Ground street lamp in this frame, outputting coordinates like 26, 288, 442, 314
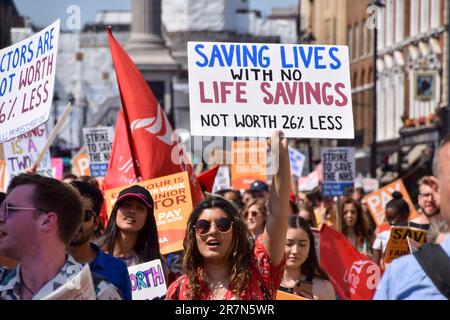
369, 0, 384, 178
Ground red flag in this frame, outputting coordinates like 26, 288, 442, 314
105, 28, 204, 205
197, 165, 220, 193
319, 224, 382, 300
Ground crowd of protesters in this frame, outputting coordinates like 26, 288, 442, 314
0, 131, 449, 300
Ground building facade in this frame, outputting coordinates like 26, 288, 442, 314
346, 0, 375, 176
375, 0, 447, 187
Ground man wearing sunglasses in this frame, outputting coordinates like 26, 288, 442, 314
0, 174, 122, 300
67, 181, 132, 300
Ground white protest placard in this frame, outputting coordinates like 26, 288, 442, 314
289, 146, 306, 177
128, 259, 167, 300
321, 147, 355, 197
40, 264, 95, 300
0, 20, 60, 144
212, 165, 231, 193
298, 164, 322, 192
82, 127, 114, 177
3, 124, 52, 187
362, 178, 379, 193
188, 42, 353, 138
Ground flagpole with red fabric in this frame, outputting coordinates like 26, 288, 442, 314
104, 27, 204, 206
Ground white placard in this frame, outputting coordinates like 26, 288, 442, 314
3, 124, 52, 187
321, 147, 355, 197
40, 264, 96, 300
0, 20, 60, 143
212, 166, 231, 193
82, 127, 114, 177
289, 146, 306, 177
188, 42, 353, 138
128, 259, 167, 300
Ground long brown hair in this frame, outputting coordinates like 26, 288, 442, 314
182, 196, 252, 299
287, 215, 329, 280
339, 197, 375, 247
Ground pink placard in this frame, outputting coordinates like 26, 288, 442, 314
51, 158, 64, 180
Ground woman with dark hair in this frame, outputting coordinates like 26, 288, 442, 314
215, 189, 244, 210
298, 203, 318, 228
339, 197, 375, 257
242, 198, 268, 239
97, 185, 162, 267
280, 216, 335, 300
372, 191, 410, 267
166, 131, 290, 300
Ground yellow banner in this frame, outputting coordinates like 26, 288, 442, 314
104, 171, 193, 255
231, 140, 267, 190
384, 226, 427, 263
363, 179, 418, 226
0, 160, 5, 192
72, 153, 91, 176
276, 290, 309, 300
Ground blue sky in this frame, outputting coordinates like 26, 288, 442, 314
14, 0, 298, 29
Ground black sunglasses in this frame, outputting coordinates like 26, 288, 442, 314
194, 217, 233, 235
84, 210, 96, 222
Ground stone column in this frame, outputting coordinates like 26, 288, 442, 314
126, 0, 179, 118
128, 0, 164, 50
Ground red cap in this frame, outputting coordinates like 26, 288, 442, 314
289, 192, 296, 204
196, 165, 220, 193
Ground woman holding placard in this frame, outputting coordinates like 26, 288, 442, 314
166, 131, 291, 300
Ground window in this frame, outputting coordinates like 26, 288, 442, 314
354, 24, 359, 61
420, 0, 430, 33
348, 26, 353, 61
386, 0, 394, 46
395, 0, 404, 43
362, 20, 367, 57
377, 7, 385, 49
410, 0, 419, 36
430, 0, 440, 29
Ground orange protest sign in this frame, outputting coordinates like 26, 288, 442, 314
0, 160, 5, 192
231, 140, 267, 190
104, 171, 193, 255
362, 179, 418, 226
384, 226, 426, 263
276, 290, 309, 300
72, 153, 91, 176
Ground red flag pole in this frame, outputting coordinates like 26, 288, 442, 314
107, 26, 142, 180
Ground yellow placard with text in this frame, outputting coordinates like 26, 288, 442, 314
384, 226, 427, 264
104, 171, 193, 255
276, 290, 309, 300
72, 153, 91, 176
362, 179, 418, 226
0, 160, 5, 192
231, 140, 267, 190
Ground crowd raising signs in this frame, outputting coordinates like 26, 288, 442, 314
188, 42, 354, 139
83, 127, 114, 177
0, 20, 60, 143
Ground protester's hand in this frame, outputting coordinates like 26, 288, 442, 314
266, 130, 289, 160
25, 164, 37, 174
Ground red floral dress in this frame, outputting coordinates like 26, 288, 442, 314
166, 235, 285, 300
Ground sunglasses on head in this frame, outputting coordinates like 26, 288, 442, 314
194, 217, 233, 235
84, 210, 96, 222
